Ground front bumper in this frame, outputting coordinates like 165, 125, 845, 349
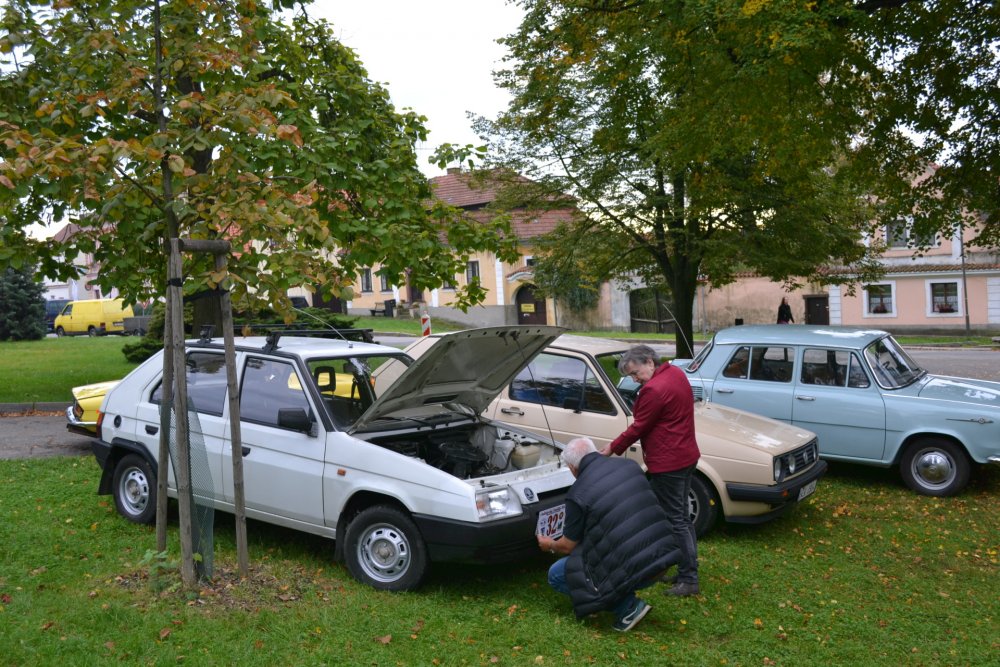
726, 460, 828, 509
412, 492, 568, 563
65, 405, 97, 437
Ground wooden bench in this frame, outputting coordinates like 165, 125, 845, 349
369, 299, 396, 317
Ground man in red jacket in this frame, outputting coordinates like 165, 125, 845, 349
600, 344, 701, 596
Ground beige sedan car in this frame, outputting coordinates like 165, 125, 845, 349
403, 334, 826, 536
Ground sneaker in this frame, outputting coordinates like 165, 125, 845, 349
613, 599, 651, 632
666, 582, 700, 597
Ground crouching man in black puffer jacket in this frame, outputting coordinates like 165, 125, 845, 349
536, 437, 680, 632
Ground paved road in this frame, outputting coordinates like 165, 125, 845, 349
0, 412, 95, 460
1, 343, 996, 460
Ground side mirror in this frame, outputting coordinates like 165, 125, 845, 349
277, 407, 316, 435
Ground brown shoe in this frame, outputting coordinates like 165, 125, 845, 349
666, 582, 700, 597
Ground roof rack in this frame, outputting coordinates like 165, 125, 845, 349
249, 327, 375, 353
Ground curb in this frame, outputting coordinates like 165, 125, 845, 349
0, 402, 70, 416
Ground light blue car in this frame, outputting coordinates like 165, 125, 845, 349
675, 325, 1000, 496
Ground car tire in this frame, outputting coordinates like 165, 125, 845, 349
112, 454, 157, 524
344, 505, 428, 591
55, 326, 65, 337
689, 474, 719, 537
87, 325, 98, 337
900, 438, 970, 497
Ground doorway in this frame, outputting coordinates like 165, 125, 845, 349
804, 295, 829, 325
515, 285, 548, 325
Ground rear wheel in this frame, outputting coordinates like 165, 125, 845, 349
345, 505, 428, 591
112, 454, 157, 524
900, 437, 970, 496
689, 475, 719, 537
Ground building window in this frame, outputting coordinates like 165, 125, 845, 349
929, 281, 959, 314
865, 283, 894, 316
360, 268, 372, 293
525, 256, 537, 267
885, 218, 939, 249
466, 260, 480, 285
379, 273, 390, 293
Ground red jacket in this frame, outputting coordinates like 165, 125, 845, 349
609, 363, 700, 473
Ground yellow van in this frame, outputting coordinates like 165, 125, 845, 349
54, 298, 134, 337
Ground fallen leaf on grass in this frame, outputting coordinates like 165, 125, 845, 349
374, 634, 392, 644
159, 628, 171, 640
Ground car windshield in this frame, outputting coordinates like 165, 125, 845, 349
862, 335, 926, 389
307, 353, 412, 429
684, 339, 713, 373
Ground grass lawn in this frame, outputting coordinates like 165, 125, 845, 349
0, 337, 138, 404
0, 456, 996, 665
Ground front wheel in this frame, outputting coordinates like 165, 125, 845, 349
689, 475, 719, 537
87, 325, 98, 337
900, 438, 970, 496
344, 505, 428, 591
112, 454, 157, 524
55, 326, 65, 337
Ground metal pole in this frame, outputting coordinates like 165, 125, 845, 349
960, 226, 971, 335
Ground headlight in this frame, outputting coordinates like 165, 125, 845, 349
773, 457, 785, 483
475, 488, 522, 521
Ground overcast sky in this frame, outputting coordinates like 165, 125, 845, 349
309, 0, 524, 175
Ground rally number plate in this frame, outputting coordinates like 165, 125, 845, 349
536, 504, 566, 539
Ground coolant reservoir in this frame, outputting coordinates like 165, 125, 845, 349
510, 444, 541, 469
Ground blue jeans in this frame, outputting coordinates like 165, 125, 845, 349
547, 557, 644, 619
649, 464, 699, 584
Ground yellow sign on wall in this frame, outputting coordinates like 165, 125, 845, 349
521, 303, 535, 313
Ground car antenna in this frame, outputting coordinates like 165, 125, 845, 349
292, 305, 355, 348
657, 301, 710, 404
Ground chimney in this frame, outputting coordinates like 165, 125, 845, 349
446, 167, 462, 175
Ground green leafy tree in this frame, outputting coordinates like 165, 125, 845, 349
473, 0, 998, 356
0, 0, 519, 324
0, 266, 45, 340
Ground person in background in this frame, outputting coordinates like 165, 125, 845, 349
777, 297, 794, 324
600, 345, 701, 597
537, 437, 678, 632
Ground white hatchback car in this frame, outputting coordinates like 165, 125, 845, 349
92, 327, 576, 591
402, 334, 827, 536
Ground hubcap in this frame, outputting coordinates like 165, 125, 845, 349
357, 523, 410, 583
913, 449, 955, 488
119, 467, 149, 516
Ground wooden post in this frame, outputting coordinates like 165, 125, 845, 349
156, 286, 174, 552
169, 239, 197, 587
209, 246, 249, 575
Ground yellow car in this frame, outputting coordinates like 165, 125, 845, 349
66, 380, 119, 436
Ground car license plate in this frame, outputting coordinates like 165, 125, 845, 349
536, 504, 565, 539
797, 480, 817, 501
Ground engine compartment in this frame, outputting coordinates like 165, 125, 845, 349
364, 421, 561, 479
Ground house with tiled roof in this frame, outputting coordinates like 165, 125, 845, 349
344, 168, 577, 326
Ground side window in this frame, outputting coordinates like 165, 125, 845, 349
846, 352, 870, 388
722, 347, 750, 379
509, 353, 615, 415
801, 348, 850, 387
240, 357, 311, 429
151, 351, 228, 416
749, 346, 794, 382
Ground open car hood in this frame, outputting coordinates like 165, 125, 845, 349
351, 326, 564, 432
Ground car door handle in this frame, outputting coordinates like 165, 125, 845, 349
796, 395, 816, 401
242, 446, 250, 457
500, 407, 524, 416
145, 425, 158, 435
716, 388, 734, 394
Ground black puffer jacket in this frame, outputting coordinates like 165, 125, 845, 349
565, 452, 679, 618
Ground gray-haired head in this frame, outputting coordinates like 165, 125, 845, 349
617, 344, 660, 375
560, 436, 597, 469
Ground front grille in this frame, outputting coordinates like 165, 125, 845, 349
787, 439, 819, 477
